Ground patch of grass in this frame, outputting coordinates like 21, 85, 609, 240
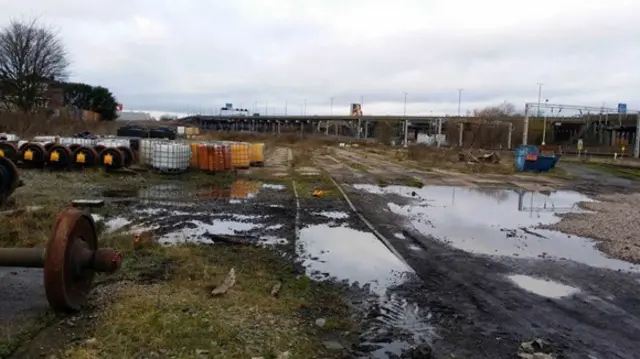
348, 162, 369, 172
541, 166, 574, 180
402, 177, 424, 188
582, 163, 640, 179
366, 145, 517, 175
292, 172, 338, 198
0, 205, 58, 247
60, 243, 354, 359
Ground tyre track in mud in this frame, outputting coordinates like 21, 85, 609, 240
288, 152, 437, 357
310, 153, 439, 357
313, 151, 640, 359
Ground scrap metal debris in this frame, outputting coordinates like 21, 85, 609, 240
458, 150, 501, 164
270, 281, 282, 297
517, 339, 556, 359
211, 268, 236, 296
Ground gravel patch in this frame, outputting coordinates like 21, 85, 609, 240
543, 193, 640, 263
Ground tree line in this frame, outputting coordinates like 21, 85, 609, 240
0, 19, 119, 120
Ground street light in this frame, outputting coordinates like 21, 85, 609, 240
457, 88, 463, 117
403, 92, 408, 117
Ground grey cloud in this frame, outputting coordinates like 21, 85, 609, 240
2, 0, 639, 115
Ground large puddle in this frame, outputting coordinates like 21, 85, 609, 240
98, 181, 290, 245
354, 185, 640, 273
299, 218, 435, 357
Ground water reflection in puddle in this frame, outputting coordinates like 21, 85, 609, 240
355, 185, 640, 272
158, 219, 261, 244
508, 274, 580, 298
102, 179, 286, 204
316, 211, 350, 219
299, 224, 435, 357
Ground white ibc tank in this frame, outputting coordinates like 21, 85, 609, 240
97, 139, 129, 148
140, 139, 169, 166
0, 133, 19, 141
60, 137, 98, 147
33, 135, 57, 143
150, 142, 191, 172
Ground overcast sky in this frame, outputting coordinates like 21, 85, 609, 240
2, 0, 639, 117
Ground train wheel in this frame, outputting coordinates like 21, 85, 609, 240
117, 146, 135, 167
73, 146, 98, 167
0, 142, 19, 162
47, 144, 74, 169
99, 147, 125, 170
19, 142, 48, 168
0, 157, 19, 205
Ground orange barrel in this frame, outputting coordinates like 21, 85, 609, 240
215, 144, 225, 171
228, 142, 238, 168
198, 144, 208, 170
219, 143, 231, 171
249, 143, 265, 165
212, 144, 220, 172
238, 142, 250, 168
190, 143, 199, 168
207, 144, 215, 172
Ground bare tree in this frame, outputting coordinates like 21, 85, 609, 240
473, 102, 517, 120
0, 19, 69, 112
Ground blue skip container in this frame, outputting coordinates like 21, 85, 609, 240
514, 145, 560, 173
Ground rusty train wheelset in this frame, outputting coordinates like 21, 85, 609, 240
0, 208, 122, 312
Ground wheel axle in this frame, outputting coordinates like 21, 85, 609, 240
0, 208, 122, 312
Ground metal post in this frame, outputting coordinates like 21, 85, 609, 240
437, 118, 442, 148
536, 83, 543, 117
325, 120, 329, 135
542, 116, 547, 145
634, 112, 640, 159
507, 123, 513, 149
364, 120, 369, 139
403, 92, 408, 147
457, 89, 463, 117
522, 104, 530, 145
458, 122, 463, 147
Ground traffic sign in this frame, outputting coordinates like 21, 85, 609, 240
618, 103, 627, 114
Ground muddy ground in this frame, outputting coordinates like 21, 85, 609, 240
2, 143, 640, 358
